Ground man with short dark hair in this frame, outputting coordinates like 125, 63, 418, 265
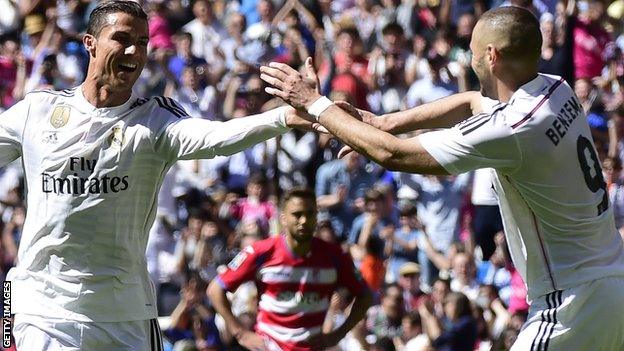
0, 1, 319, 350
208, 188, 372, 351
261, 6, 624, 350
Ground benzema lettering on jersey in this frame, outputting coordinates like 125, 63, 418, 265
50, 106, 71, 128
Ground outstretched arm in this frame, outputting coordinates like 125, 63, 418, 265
156, 105, 324, 162
260, 59, 450, 174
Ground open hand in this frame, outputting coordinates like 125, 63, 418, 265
260, 57, 321, 110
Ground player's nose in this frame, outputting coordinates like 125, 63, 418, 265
124, 45, 136, 55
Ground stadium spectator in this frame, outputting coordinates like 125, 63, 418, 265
366, 283, 405, 341
419, 291, 478, 351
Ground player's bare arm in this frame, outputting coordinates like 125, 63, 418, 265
307, 288, 373, 349
259, 59, 449, 175
207, 281, 267, 351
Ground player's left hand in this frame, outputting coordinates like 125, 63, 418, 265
260, 57, 321, 111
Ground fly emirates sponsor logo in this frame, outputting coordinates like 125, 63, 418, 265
42, 157, 129, 195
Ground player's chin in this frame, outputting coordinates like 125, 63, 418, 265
293, 231, 313, 242
113, 71, 140, 86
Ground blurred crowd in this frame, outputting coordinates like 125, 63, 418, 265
2, 0, 624, 350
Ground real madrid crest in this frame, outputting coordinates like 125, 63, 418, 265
109, 126, 124, 148
50, 105, 71, 128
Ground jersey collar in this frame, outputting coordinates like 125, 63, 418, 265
73, 84, 138, 117
509, 74, 545, 105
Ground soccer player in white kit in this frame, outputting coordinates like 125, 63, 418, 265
260, 6, 624, 351
0, 1, 320, 350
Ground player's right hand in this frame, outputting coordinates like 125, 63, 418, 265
236, 330, 267, 351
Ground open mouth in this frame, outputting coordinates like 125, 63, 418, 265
117, 62, 138, 73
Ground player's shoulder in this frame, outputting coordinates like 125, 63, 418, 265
24, 87, 79, 104
251, 236, 281, 255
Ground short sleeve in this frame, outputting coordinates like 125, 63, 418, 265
418, 113, 522, 175
0, 99, 28, 166
217, 244, 262, 292
336, 251, 367, 296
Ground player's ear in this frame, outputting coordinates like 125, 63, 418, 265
83, 34, 97, 58
485, 44, 496, 67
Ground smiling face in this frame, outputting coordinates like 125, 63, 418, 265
83, 12, 148, 92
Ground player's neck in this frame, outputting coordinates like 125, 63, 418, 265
285, 234, 312, 257
82, 78, 132, 108
497, 73, 539, 103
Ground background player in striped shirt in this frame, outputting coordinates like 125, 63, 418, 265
0, 1, 322, 350
208, 187, 372, 351
260, 6, 624, 351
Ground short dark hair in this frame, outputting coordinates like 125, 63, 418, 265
248, 173, 268, 186
479, 6, 542, 64
281, 187, 316, 207
364, 189, 383, 204
399, 203, 417, 217
444, 292, 473, 320
382, 22, 404, 37
86, 0, 148, 37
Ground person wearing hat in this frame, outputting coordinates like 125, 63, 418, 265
398, 262, 425, 312
384, 202, 421, 283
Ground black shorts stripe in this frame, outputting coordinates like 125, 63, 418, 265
530, 291, 562, 351
543, 291, 562, 350
162, 97, 187, 117
540, 292, 555, 350
531, 293, 551, 351
530, 294, 551, 351
153, 318, 164, 351
149, 319, 156, 351
154, 97, 184, 118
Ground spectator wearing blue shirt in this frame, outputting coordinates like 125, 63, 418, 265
385, 203, 422, 283
315, 152, 376, 240
398, 173, 471, 287
349, 188, 396, 265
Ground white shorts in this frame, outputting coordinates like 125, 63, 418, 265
512, 276, 624, 351
12, 314, 164, 351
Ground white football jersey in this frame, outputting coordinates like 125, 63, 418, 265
419, 74, 624, 301
0, 86, 290, 322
